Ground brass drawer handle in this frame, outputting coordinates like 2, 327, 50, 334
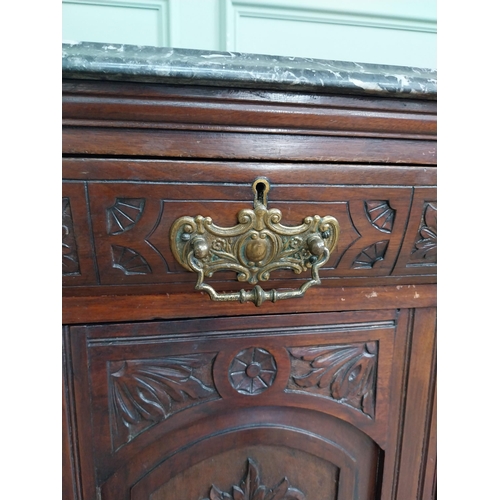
170, 179, 340, 306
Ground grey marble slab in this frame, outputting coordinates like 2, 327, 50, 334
62, 41, 437, 100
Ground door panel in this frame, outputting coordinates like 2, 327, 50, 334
131, 411, 380, 499
70, 309, 405, 498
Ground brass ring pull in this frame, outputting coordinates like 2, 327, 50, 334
170, 179, 340, 306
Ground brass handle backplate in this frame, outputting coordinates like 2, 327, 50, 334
170, 179, 340, 306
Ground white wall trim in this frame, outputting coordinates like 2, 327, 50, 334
62, 0, 170, 46
225, 0, 436, 51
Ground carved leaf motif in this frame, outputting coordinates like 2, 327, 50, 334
202, 459, 305, 500
62, 198, 80, 275
351, 240, 389, 269
106, 198, 145, 235
411, 202, 437, 262
365, 200, 395, 233
109, 354, 217, 449
288, 343, 377, 417
111, 244, 152, 275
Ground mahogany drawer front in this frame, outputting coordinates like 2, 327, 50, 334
63, 159, 436, 295
70, 309, 407, 499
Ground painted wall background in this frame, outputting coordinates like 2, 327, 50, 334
62, 0, 436, 69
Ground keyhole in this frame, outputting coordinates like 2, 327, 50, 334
252, 178, 270, 207
256, 182, 266, 204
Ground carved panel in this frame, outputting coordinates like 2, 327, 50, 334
62, 182, 99, 285
85, 182, 415, 287
229, 348, 277, 395
148, 444, 342, 500
76, 312, 389, 496
108, 353, 218, 450
392, 187, 437, 274
202, 458, 305, 500
410, 202, 437, 263
287, 342, 378, 417
62, 197, 81, 275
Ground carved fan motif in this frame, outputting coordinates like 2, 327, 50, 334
364, 200, 395, 233
351, 240, 389, 269
62, 198, 80, 275
106, 198, 145, 235
202, 458, 305, 500
288, 343, 377, 417
111, 245, 152, 275
109, 354, 217, 449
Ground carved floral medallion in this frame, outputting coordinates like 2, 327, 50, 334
229, 348, 277, 395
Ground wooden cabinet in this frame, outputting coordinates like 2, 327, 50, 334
62, 43, 437, 500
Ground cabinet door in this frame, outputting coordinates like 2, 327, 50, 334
68, 307, 432, 500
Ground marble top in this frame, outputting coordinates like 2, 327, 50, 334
62, 41, 437, 100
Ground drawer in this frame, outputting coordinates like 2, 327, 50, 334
63, 159, 437, 297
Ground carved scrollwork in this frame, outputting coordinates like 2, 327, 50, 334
109, 353, 217, 450
202, 458, 305, 500
287, 343, 377, 417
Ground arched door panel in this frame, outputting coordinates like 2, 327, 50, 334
126, 407, 381, 499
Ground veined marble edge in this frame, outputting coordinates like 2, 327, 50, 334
62, 41, 437, 100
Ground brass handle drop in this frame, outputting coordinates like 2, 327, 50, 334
170, 179, 340, 306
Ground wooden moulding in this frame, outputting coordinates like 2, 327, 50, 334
62, 284, 436, 324
63, 127, 436, 164
62, 158, 437, 185
62, 81, 436, 164
62, 81, 437, 140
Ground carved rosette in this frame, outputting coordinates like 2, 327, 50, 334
202, 458, 305, 500
287, 343, 377, 417
62, 198, 80, 275
410, 202, 437, 263
108, 353, 217, 450
229, 348, 277, 395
